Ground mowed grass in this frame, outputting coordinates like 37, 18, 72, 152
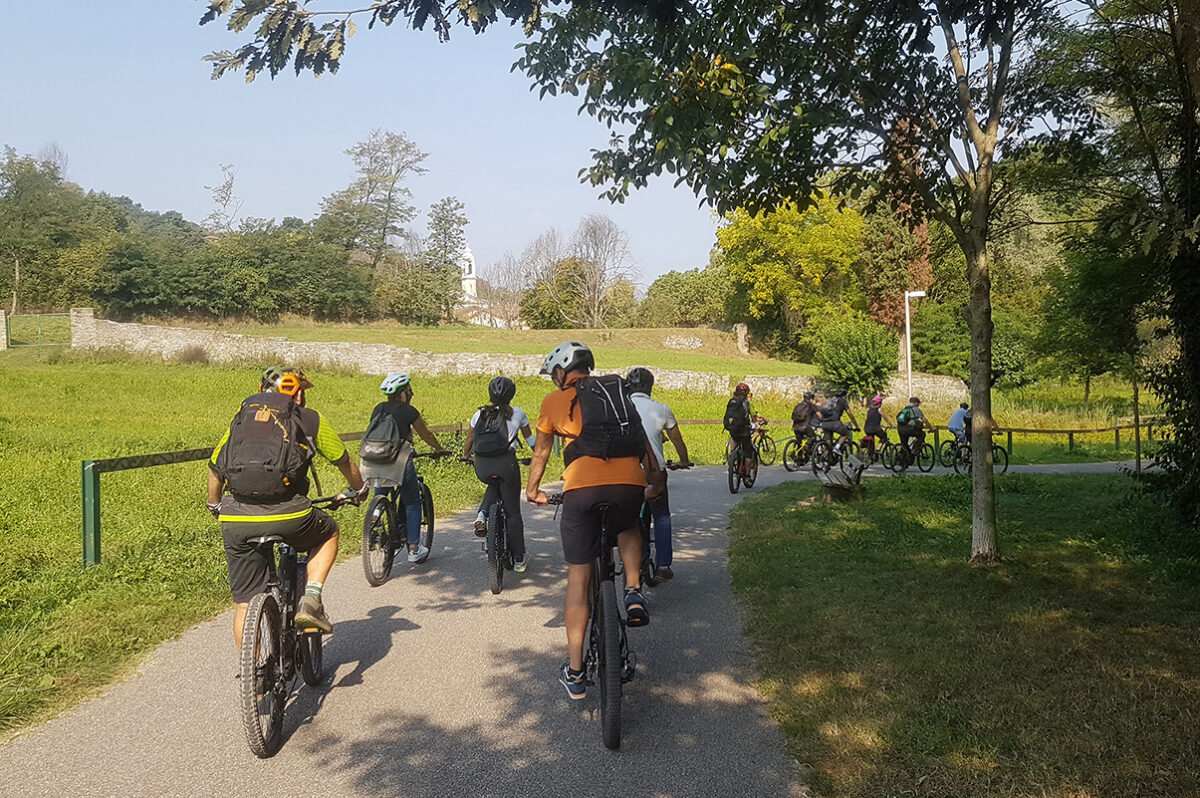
175, 318, 819, 377
729, 474, 1200, 797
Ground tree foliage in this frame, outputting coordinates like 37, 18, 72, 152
812, 313, 898, 397
638, 260, 732, 327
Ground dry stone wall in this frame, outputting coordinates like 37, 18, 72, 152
67, 308, 966, 402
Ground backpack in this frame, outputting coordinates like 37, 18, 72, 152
897, 406, 917, 427
792, 401, 814, 426
472, 407, 514, 457
817, 397, 838, 422
215, 392, 313, 501
723, 396, 750, 434
562, 374, 647, 466
359, 409, 403, 464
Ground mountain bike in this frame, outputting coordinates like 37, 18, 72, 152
749, 420, 777, 465
547, 494, 636, 750
810, 429, 859, 477
464, 456, 531, 595
858, 433, 898, 470
238, 493, 357, 758
891, 435, 936, 473
361, 451, 440, 587
952, 442, 1010, 475
782, 431, 817, 472
938, 436, 966, 468
637, 460, 690, 587
726, 437, 759, 494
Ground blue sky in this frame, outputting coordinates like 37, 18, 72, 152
1, 1, 719, 285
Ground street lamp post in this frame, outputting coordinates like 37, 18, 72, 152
904, 290, 926, 399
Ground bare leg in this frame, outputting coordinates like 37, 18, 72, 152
233, 601, 248, 648
565, 563, 592, 671
617, 527, 642, 590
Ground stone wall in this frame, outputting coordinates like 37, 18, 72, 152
66, 309, 966, 402
0, 310, 6, 351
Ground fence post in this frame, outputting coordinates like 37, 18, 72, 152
82, 461, 101, 566
1115, 426, 1120, 452
1006, 430, 1013, 455
1068, 432, 1074, 451
933, 428, 940, 451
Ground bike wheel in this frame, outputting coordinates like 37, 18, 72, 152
938, 439, 957, 468
639, 508, 657, 587
420, 481, 435, 552
485, 501, 504, 595
598, 579, 623, 750
993, 443, 1010, 474
892, 443, 912, 473
362, 495, 396, 587
918, 443, 936, 472
880, 444, 896, 471
239, 593, 284, 758
299, 631, 323, 687
743, 451, 759, 488
757, 435, 777, 466
811, 440, 832, 477
954, 444, 972, 474
782, 439, 799, 472
727, 452, 740, 494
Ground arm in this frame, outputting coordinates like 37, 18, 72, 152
525, 429, 555, 504
463, 427, 475, 460
665, 425, 691, 467
207, 468, 223, 506
520, 422, 535, 449
332, 453, 365, 493
413, 417, 451, 455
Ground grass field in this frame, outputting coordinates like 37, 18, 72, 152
729, 474, 1200, 797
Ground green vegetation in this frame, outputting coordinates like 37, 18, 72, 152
729, 474, 1200, 797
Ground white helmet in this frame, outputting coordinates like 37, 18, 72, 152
539, 341, 594, 376
380, 373, 411, 394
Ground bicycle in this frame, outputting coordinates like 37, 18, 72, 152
749, 420, 777, 466
810, 428, 859, 477
726, 437, 759, 494
952, 441, 1010, 475
782, 431, 817, 472
463, 456, 532, 595
238, 493, 357, 758
547, 494, 636, 750
361, 451, 440, 587
858, 433, 899, 470
891, 435, 936, 473
938, 436, 966, 468
637, 460, 690, 587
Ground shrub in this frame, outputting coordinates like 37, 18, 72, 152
813, 313, 897, 396
176, 345, 210, 364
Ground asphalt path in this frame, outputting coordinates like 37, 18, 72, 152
0, 459, 1132, 798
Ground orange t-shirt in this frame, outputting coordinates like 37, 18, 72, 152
537, 375, 647, 491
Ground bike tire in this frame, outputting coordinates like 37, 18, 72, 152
486, 501, 504, 595
938, 439, 957, 468
993, 444, 1010, 474
954, 444, 972, 474
811, 440, 832, 477
420, 481, 435, 552
743, 451, 759, 488
362, 495, 396, 587
782, 438, 799, 472
918, 443, 936, 472
239, 592, 284, 758
727, 452, 740, 494
598, 579, 623, 751
757, 435, 777, 466
880, 444, 896, 471
893, 443, 913, 473
639, 508, 657, 587
299, 631, 323, 687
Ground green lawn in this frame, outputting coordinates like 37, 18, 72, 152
729, 474, 1200, 797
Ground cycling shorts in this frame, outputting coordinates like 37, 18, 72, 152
222, 509, 337, 602
559, 484, 643, 565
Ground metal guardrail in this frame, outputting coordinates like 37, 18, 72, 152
5, 312, 70, 347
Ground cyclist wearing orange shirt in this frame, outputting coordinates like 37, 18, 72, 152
526, 341, 659, 700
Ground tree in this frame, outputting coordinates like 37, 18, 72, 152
313, 129, 427, 266
477, 252, 527, 328
422, 196, 470, 320
525, 216, 637, 328
812, 313, 898, 397
520, 256, 586, 329
202, 163, 243, 234
638, 260, 732, 327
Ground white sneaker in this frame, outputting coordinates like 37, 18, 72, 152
474, 511, 487, 537
513, 554, 528, 573
407, 544, 430, 564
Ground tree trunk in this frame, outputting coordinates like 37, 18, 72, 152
1132, 359, 1142, 476
965, 238, 999, 563
1084, 373, 1091, 410
10, 252, 18, 315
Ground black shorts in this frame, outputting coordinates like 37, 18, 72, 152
823, 421, 851, 438
559, 484, 644, 565
222, 509, 338, 602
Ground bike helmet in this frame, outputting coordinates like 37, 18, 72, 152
960, 402, 969, 410
380, 373, 411, 395
734, 382, 751, 397
803, 390, 815, 400
261, 365, 312, 395
488, 375, 517, 405
626, 367, 654, 395
539, 341, 594, 376
871, 395, 883, 407
834, 388, 848, 398
909, 396, 921, 405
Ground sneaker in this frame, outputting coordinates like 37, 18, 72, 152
294, 595, 332, 634
474, 511, 487, 537
513, 554, 528, 573
653, 565, 674, 582
407, 544, 430, 564
558, 663, 587, 700
624, 587, 650, 627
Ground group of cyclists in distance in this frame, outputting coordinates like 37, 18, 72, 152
206, 342, 972, 712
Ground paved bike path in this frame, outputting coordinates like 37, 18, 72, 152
0, 467, 812, 798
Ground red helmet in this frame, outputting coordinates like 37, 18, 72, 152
734, 382, 751, 397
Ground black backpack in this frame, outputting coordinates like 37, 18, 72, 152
723, 396, 750, 434
563, 374, 647, 466
472, 407, 514, 457
359, 409, 403, 464
215, 392, 313, 501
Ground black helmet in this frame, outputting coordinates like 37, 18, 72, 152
960, 402, 969, 410
626, 367, 654, 395
488, 375, 517, 406
803, 390, 815, 400
834, 388, 847, 398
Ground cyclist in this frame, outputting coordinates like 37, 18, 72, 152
526, 342, 658, 700
627, 366, 692, 582
948, 402, 970, 445
816, 388, 859, 453
207, 366, 365, 645
723, 382, 756, 473
791, 390, 819, 446
897, 396, 934, 457
862, 395, 893, 452
367, 373, 453, 564
463, 376, 536, 572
